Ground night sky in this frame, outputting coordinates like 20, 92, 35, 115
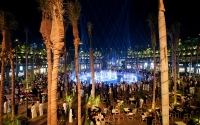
0, 0, 200, 50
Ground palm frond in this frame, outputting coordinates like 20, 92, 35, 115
66, 0, 81, 23
0, 10, 18, 31
50, 0, 64, 52
87, 22, 92, 38
147, 13, 157, 46
37, 0, 52, 19
147, 13, 157, 32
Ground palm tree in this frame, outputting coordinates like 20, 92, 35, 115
189, 39, 194, 77
63, 20, 69, 97
67, 0, 82, 124
147, 13, 157, 110
0, 11, 17, 123
196, 36, 200, 74
87, 22, 95, 98
168, 22, 180, 104
49, 0, 65, 124
158, 0, 169, 124
37, 0, 52, 124
7, 32, 16, 118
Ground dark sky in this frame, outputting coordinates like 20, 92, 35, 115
0, 0, 200, 50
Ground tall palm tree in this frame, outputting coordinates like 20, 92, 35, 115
147, 13, 157, 110
196, 36, 200, 74
67, 0, 82, 124
87, 22, 95, 98
7, 31, 16, 118
37, 0, 52, 124
63, 20, 69, 97
168, 22, 180, 104
0, 11, 17, 123
189, 39, 194, 77
158, 0, 169, 124
49, 0, 64, 124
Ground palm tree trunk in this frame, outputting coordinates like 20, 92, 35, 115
10, 59, 15, 118
90, 48, 95, 98
177, 51, 180, 79
72, 22, 79, 38
189, 40, 193, 77
46, 40, 52, 125
197, 37, 200, 74
171, 46, 174, 76
64, 50, 68, 97
16, 45, 18, 79
158, 0, 169, 124
74, 38, 81, 125
50, 50, 60, 125
0, 58, 6, 125
152, 46, 156, 109
189, 53, 192, 77
173, 48, 177, 104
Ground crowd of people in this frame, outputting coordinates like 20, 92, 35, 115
3, 70, 200, 125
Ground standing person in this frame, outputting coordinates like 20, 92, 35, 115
101, 118, 106, 125
4, 96, 7, 102
71, 106, 76, 119
39, 93, 42, 103
7, 105, 12, 117
61, 107, 65, 121
72, 86, 76, 96
60, 84, 63, 98
57, 106, 60, 120
96, 118, 101, 125
39, 102, 43, 116
63, 101, 68, 116
143, 95, 148, 104
14, 103, 19, 115
4, 100, 8, 114
69, 107, 73, 123
35, 101, 40, 115
31, 102, 37, 118
139, 98, 144, 108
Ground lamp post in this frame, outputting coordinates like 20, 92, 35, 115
189, 37, 193, 78
196, 35, 200, 74
135, 45, 139, 74
15, 39, 18, 79
31, 43, 36, 80
24, 28, 29, 117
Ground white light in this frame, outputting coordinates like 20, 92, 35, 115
19, 66, 23, 71
70, 70, 139, 83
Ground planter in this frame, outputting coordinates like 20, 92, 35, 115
16, 116, 28, 125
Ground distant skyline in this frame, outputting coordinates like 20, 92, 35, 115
0, 0, 200, 50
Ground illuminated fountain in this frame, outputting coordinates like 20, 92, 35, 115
72, 70, 141, 84
122, 73, 137, 83
97, 70, 117, 81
